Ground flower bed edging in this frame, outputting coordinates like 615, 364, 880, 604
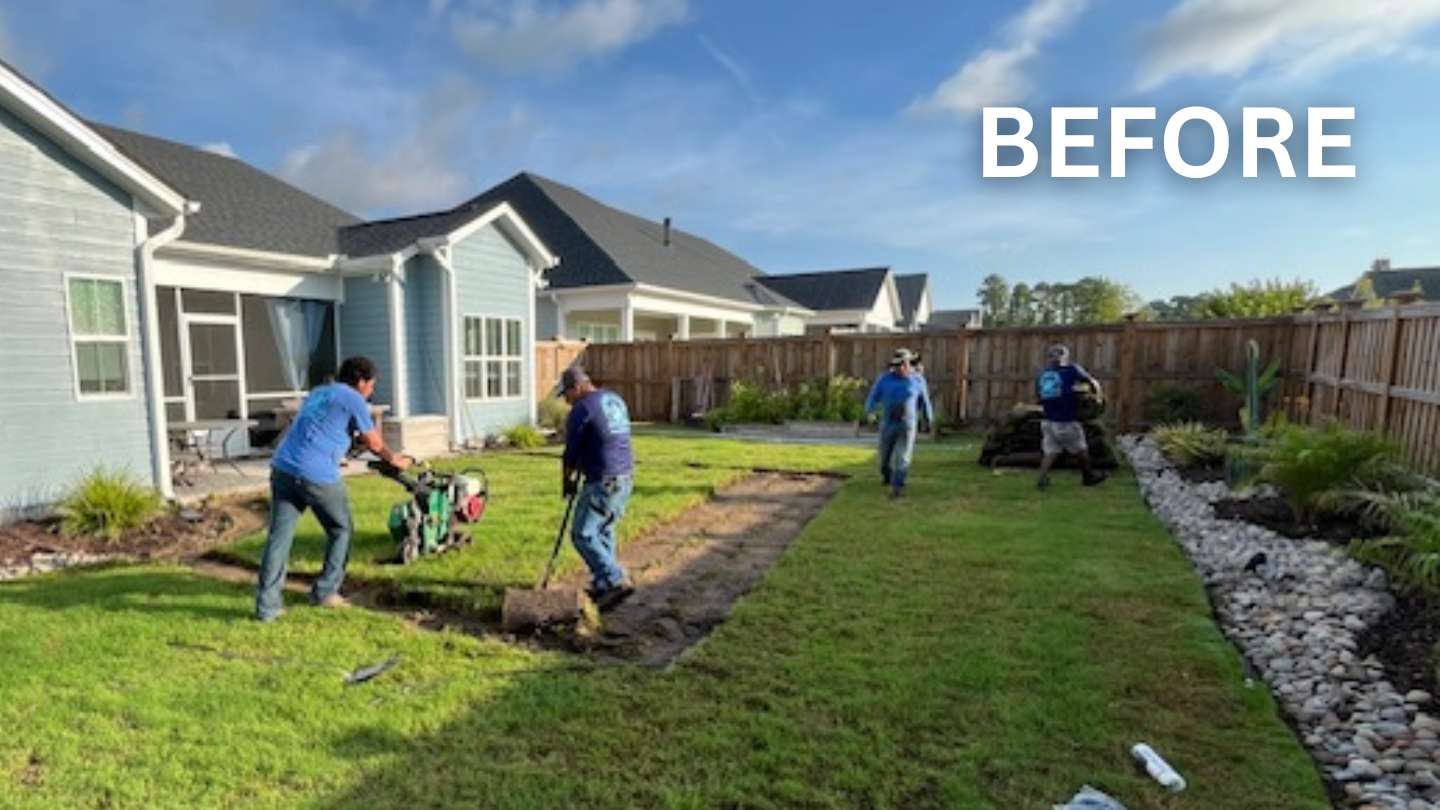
1122, 435, 1440, 810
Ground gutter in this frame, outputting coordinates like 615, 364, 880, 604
137, 202, 199, 499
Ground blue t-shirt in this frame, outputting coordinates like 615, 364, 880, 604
1037, 364, 1089, 423
271, 383, 374, 485
864, 371, 934, 427
564, 390, 634, 481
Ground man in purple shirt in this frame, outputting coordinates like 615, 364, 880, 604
560, 367, 636, 610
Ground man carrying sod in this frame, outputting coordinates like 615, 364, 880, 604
559, 367, 636, 610
256, 356, 410, 622
1035, 343, 1107, 490
864, 348, 934, 499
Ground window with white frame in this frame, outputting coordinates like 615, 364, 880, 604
463, 315, 524, 400
66, 276, 131, 397
575, 322, 619, 343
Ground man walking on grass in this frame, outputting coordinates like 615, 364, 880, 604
560, 367, 636, 610
1036, 344, 1107, 490
256, 356, 410, 622
864, 348, 934, 500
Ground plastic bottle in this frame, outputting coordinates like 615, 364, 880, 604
1131, 743, 1186, 792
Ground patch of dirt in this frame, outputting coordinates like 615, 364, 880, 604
1358, 590, 1440, 696
1212, 494, 1385, 543
1176, 462, 1225, 484
0, 501, 266, 566
568, 472, 841, 666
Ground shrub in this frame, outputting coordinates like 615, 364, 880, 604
59, 468, 163, 543
705, 376, 869, 429
1151, 422, 1227, 467
1252, 423, 1401, 524
504, 424, 546, 449
1143, 383, 1207, 424
1351, 501, 1440, 593
537, 397, 571, 433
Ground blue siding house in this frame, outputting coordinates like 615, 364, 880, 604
0, 61, 554, 517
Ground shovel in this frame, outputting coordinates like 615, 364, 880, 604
500, 491, 595, 633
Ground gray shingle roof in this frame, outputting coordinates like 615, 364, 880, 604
895, 273, 929, 328
90, 123, 361, 257
924, 309, 981, 330
754, 267, 890, 312
1329, 268, 1440, 302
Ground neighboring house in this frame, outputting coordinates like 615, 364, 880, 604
925, 309, 983, 331
454, 172, 813, 342
895, 273, 932, 331
0, 61, 554, 515
753, 267, 902, 333
1328, 259, 1440, 304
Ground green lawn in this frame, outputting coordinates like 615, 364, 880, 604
0, 433, 1327, 809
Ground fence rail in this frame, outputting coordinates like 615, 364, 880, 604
561, 303, 1440, 474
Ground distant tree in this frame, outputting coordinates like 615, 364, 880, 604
978, 274, 1010, 326
1198, 279, 1317, 318
1009, 282, 1035, 325
1071, 276, 1140, 324
1033, 282, 1056, 324
1148, 295, 1206, 321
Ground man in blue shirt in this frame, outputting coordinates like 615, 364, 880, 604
255, 356, 410, 622
1035, 344, 1107, 490
560, 367, 636, 610
864, 348, 934, 499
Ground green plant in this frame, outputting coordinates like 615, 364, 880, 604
1351, 501, 1440, 592
59, 468, 163, 542
1151, 422, 1228, 467
504, 424, 545, 449
1251, 423, 1401, 525
704, 376, 867, 429
537, 397, 571, 433
1143, 383, 1207, 424
1216, 340, 1281, 435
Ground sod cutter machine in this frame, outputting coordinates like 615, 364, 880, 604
368, 457, 489, 564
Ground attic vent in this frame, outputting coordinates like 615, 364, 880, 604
663, 217, 671, 247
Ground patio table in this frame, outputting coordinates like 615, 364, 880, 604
168, 419, 258, 488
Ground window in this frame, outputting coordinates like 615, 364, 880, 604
575, 322, 619, 343
66, 276, 131, 397
463, 315, 523, 400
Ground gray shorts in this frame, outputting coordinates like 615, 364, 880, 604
1041, 420, 1088, 455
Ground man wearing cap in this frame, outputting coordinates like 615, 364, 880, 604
1035, 344, 1107, 490
863, 348, 934, 499
559, 367, 636, 609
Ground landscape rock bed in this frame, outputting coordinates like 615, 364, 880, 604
1122, 435, 1440, 810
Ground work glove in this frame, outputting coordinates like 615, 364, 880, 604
563, 476, 579, 498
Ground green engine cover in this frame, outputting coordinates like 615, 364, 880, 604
388, 490, 455, 563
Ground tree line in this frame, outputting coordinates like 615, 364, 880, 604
976, 275, 1318, 326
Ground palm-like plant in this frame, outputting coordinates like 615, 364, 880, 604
1352, 502, 1440, 592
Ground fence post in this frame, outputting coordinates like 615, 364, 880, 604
1302, 315, 1320, 424
824, 332, 837, 379
1378, 304, 1404, 435
1332, 309, 1354, 421
1117, 314, 1139, 433
953, 330, 970, 424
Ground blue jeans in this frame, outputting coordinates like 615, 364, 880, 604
878, 420, 917, 491
571, 475, 632, 591
255, 469, 353, 620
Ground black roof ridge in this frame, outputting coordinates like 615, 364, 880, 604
763, 266, 891, 279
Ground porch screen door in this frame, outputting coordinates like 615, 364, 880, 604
185, 319, 243, 421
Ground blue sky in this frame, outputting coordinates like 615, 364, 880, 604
5, 0, 1440, 309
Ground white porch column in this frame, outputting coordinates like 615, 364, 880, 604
387, 273, 410, 419
677, 313, 690, 341
620, 299, 634, 342
716, 318, 729, 338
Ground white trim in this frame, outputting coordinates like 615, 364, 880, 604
425, 245, 463, 446
0, 62, 188, 215
547, 282, 815, 317
63, 272, 138, 402
526, 259, 538, 428
160, 240, 336, 272
387, 274, 409, 418
419, 202, 559, 270
137, 215, 186, 499
153, 256, 343, 301
460, 313, 525, 403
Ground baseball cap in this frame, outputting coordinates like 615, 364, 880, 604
558, 367, 590, 395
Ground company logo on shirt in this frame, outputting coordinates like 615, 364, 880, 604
601, 392, 631, 436
1038, 370, 1064, 401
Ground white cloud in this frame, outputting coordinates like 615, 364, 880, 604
908, 0, 1087, 117
450, 0, 688, 72
200, 142, 238, 158
1137, 0, 1440, 90
279, 75, 482, 214
698, 34, 759, 104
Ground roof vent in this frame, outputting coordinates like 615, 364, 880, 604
662, 217, 671, 247
1372, 257, 1392, 273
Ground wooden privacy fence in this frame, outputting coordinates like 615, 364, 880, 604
534, 339, 587, 398
573, 303, 1440, 474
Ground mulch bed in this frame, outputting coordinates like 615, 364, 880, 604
0, 501, 267, 566
1175, 462, 1225, 484
1212, 494, 1386, 543
1358, 590, 1440, 695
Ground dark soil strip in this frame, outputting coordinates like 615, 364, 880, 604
1, 501, 267, 568
1358, 590, 1440, 696
189, 472, 842, 668
1212, 495, 1385, 543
